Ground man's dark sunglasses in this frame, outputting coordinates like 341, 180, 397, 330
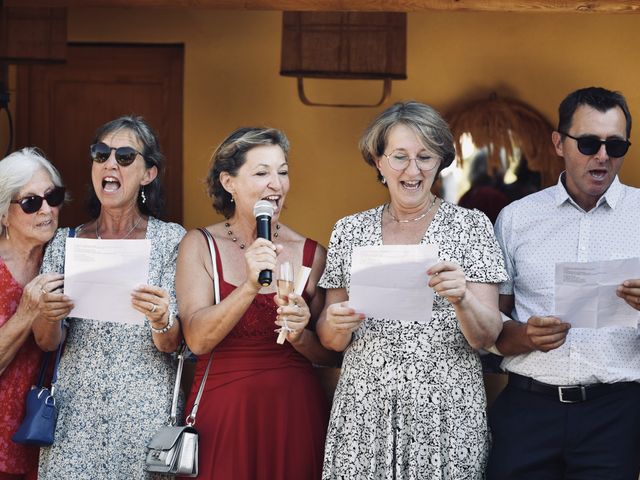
90, 142, 143, 166
561, 132, 631, 158
11, 186, 66, 214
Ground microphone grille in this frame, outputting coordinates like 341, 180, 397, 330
253, 200, 274, 218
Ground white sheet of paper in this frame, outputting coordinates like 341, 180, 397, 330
555, 258, 640, 328
64, 238, 151, 325
294, 266, 312, 296
349, 244, 438, 323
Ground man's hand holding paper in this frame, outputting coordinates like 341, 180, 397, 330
617, 278, 640, 311
555, 257, 640, 328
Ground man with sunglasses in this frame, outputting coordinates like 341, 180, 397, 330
487, 86, 640, 479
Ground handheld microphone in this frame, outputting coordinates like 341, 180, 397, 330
253, 200, 275, 286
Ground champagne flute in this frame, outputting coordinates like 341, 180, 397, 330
276, 261, 294, 344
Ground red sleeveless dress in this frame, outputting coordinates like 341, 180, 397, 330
182, 238, 328, 480
0, 259, 41, 479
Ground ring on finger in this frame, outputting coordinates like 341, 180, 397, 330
149, 303, 157, 313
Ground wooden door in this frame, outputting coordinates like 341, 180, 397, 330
15, 43, 183, 227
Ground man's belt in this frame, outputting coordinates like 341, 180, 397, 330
508, 372, 635, 403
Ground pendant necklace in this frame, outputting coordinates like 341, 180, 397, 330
96, 216, 143, 239
387, 195, 437, 223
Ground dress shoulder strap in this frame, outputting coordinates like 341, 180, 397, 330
197, 228, 222, 304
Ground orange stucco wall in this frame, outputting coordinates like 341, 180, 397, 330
59, 8, 640, 244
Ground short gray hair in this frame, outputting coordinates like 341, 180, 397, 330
0, 147, 64, 236
359, 101, 456, 183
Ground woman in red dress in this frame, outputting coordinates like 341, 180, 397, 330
0, 148, 73, 480
176, 127, 339, 480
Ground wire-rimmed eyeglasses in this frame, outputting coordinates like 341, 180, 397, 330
383, 150, 440, 171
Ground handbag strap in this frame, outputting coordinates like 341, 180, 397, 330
175, 228, 219, 427
198, 227, 220, 304
169, 344, 186, 425
185, 347, 213, 426
35, 352, 51, 388
49, 324, 66, 395
167, 343, 214, 426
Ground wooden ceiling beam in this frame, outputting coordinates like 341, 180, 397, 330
4, 1, 640, 14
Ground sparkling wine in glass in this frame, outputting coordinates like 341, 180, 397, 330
277, 261, 294, 301
276, 261, 294, 344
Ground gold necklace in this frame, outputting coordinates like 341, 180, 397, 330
387, 195, 437, 223
96, 216, 143, 239
224, 222, 280, 249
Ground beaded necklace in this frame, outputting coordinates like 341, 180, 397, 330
224, 222, 280, 249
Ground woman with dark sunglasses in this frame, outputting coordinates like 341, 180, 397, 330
0, 147, 73, 480
33, 116, 186, 480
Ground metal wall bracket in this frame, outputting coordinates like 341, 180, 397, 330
296, 77, 391, 108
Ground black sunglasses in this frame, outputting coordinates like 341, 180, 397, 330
561, 132, 631, 158
90, 142, 143, 166
10, 186, 66, 214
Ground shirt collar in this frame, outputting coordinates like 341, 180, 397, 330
554, 172, 622, 211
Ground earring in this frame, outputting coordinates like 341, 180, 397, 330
4, 226, 9, 240
140, 187, 147, 204
381, 177, 387, 184
230, 196, 235, 203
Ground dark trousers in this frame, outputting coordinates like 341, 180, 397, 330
486, 381, 640, 480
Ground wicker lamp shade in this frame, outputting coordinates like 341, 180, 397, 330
447, 95, 563, 186
280, 12, 406, 107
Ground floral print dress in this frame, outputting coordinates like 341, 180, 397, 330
319, 202, 507, 480
37, 217, 185, 480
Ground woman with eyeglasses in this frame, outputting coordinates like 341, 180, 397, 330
317, 101, 507, 479
0, 147, 72, 480
33, 116, 185, 480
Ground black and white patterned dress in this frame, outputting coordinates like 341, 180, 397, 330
319, 202, 507, 480
37, 217, 185, 480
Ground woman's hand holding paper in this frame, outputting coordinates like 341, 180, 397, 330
428, 261, 467, 305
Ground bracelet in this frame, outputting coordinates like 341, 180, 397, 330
149, 314, 175, 334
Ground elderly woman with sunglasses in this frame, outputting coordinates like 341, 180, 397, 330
0, 148, 72, 480
33, 116, 185, 480
317, 101, 507, 479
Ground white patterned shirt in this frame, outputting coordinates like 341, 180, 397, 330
494, 174, 640, 385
